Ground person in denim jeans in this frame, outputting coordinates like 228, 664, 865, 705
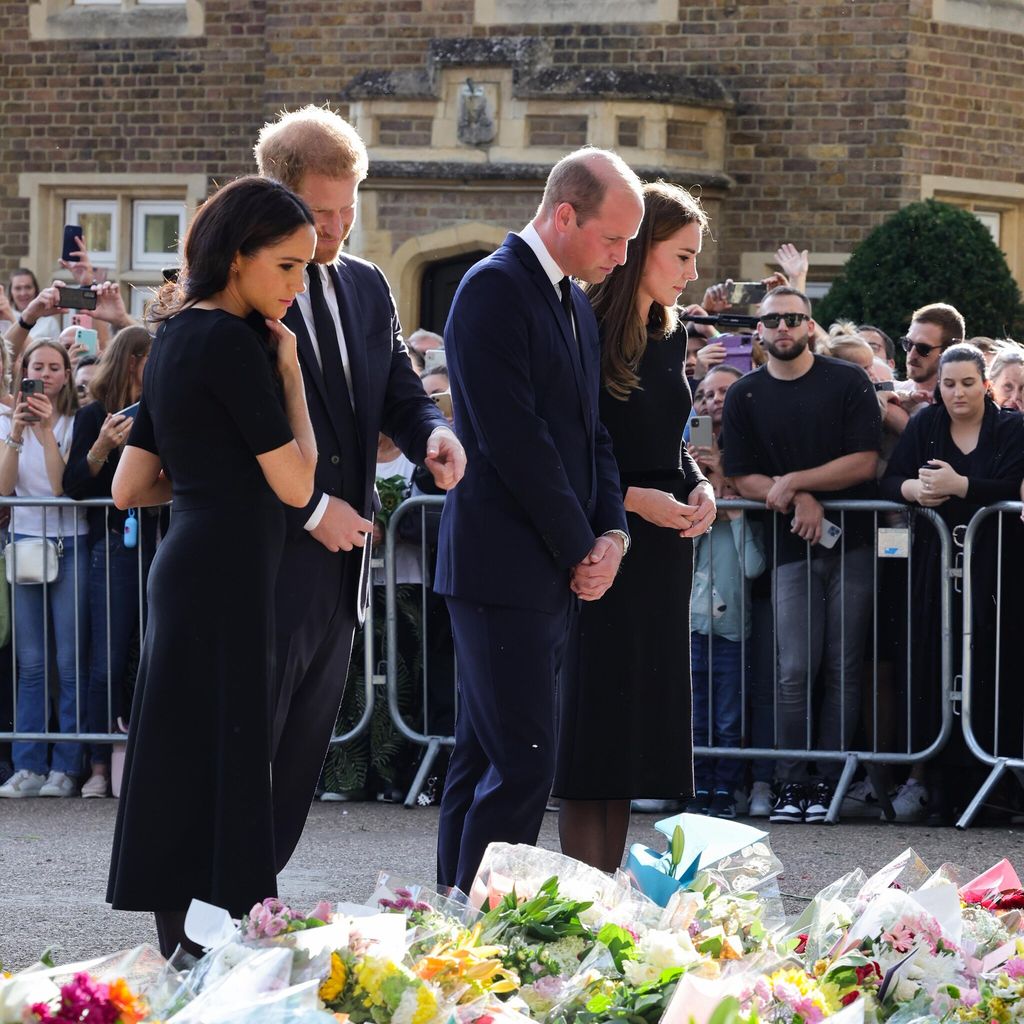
64, 326, 154, 799
0, 339, 88, 798
723, 287, 881, 824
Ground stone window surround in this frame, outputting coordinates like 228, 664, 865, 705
28, 0, 203, 41
931, 0, 1024, 34
17, 172, 207, 307
474, 0, 678, 25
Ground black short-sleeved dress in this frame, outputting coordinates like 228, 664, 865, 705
554, 330, 705, 800
107, 308, 294, 917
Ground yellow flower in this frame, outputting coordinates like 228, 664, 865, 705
411, 984, 439, 1024
320, 952, 349, 1004
355, 957, 396, 1008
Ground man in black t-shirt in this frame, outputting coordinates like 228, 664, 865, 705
722, 286, 881, 825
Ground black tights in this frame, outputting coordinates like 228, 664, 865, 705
154, 911, 204, 959
558, 798, 631, 873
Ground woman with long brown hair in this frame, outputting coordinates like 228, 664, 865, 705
553, 181, 716, 870
64, 326, 154, 799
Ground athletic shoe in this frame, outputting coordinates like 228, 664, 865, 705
708, 790, 737, 819
685, 790, 711, 814
320, 787, 371, 802
0, 760, 13, 786
0, 769, 46, 798
804, 781, 834, 823
749, 780, 774, 817
39, 771, 78, 798
80, 773, 110, 799
840, 778, 881, 817
631, 799, 682, 814
880, 779, 928, 822
769, 783, 806, 823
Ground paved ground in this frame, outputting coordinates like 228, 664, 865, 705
1, 800, 1020, 971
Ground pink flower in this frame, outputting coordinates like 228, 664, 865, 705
793, 996, 825, 1024
310, 900, 333, 923
881, 922, 915, 953
960, 988, 982, 1006
1005, 958, 1024, 980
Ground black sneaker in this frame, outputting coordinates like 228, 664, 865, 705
805, 781, 834, 823
708, 789, 736, 819
685, 789, 711, 814
769, 782, 807, 823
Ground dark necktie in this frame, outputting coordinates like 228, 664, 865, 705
306, 264, 356, 420
559, 275, 575, 330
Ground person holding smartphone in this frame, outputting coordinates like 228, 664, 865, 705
0, 269, 62, 347
63, 326, 154, 799
0, 339, 88, 800
553, 181, 715, 872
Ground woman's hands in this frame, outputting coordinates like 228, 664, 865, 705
13, 391, 55, 440
625, 482, 716, 538
265, 318, 300, 376
94, 413, 132, 459
902, 460, 967, 506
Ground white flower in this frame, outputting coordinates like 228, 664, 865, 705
546, 936, 588, 976
0, 972, 60, 1024
392, 986, 420, 1024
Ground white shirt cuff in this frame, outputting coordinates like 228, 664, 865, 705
304, 492, 330, 531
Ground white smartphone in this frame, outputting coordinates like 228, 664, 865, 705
817, 517, 843, 549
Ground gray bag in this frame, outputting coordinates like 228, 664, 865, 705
5, 536, 63, 585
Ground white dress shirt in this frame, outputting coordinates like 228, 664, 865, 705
519, 222, 576, 340
298, 263, 357, 531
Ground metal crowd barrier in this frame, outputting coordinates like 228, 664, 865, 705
381, 495, 959, 819
956, 501, 1024, 828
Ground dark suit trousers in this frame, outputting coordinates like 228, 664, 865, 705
437, 592, 576, 893
271, 532, 359, 873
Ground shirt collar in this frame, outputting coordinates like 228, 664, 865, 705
519, 222, 565, 291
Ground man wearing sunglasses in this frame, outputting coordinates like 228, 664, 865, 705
722, 286, 881, 826
896, 303, 965, 412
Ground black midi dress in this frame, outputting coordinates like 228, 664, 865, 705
554, 330, 706, 800
107, 308, 294, 917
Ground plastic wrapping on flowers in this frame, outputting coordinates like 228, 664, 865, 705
5, 824, 1024, 1024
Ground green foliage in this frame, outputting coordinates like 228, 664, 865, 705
814, 199, 1024, 341
481, 876, 593, 943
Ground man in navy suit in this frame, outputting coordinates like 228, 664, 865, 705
255, 105, 466, 872
435, 149, 644, 892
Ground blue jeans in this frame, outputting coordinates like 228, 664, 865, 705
86, 532, 152, 766
692, 632, 744, 792
12, 534, 90, 777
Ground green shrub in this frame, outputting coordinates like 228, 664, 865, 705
814, 199, 1024, 343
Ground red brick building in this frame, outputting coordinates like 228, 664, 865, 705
2, 0, 1022, 330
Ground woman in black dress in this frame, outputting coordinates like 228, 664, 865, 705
555, 181, 716, 871
107, 176, 318, 956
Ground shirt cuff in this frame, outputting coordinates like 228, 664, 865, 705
304, 492, 330, 531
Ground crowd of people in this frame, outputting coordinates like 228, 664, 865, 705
0, 123, 1021, 958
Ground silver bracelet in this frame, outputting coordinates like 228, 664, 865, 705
3, 436, 23, 453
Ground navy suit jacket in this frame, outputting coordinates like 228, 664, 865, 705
435, 232, 627, 613
282, 255, 447, 618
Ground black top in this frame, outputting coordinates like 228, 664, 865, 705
128, 308, 292, 510
722, 355, 882, 563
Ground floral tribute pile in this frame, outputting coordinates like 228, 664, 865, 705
3, 817, 1023, 1024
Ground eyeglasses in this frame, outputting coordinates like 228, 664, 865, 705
75, 384, 89, 395
759, 312, 810, 329
899, 336, 949, 357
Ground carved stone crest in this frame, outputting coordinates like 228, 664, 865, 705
457, 78, 496, 146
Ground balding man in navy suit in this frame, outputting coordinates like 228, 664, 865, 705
435, 149, 645, 892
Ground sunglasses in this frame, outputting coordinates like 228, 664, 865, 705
899, 336, 948, 357
759, 312, 811, 329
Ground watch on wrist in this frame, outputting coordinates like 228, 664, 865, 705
17, 314, 36, 331
603, 528, 630, 556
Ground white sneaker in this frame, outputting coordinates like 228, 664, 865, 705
881, 779, 928, 822
0, 769, 46, 798
80, 773, 109, 799
841, 779, 881, 817
39, 771, 78, 798
748, 780, 774, 817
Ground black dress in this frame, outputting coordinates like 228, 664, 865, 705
554, 330, 705, 800
107, 308, 294, 917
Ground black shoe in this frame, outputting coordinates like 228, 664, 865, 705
708, 789, 736, 819
805, 781, 833, 823
685, 790, 711, 814
0, 760, 12, 787
769, 782, 807, 823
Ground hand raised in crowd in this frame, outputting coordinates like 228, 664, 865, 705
679, 481, 716, 539
694, 341, 727, 377
917, 459, 967, 500
760, 270, 789, 292
897, 388, 933, 414
310, 496, 375, 553
570, 534, 623, 601
774, 243, 809, 289
0, 285, 14, 323
59, 235, 104, 287
790, 491, 824, 545
92, 281, 133, 329
423, 426, 466, 490
12, 389, 55, 440
681, 303, 718, 339
687, 437, 722, 476
94, 412, 133, 461
23, 282, 68, 324
702, 281, 732, 313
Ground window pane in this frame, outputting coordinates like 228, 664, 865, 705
974, 210, 1001, 246
144, 213, 181, 256
79, 212, 113, 254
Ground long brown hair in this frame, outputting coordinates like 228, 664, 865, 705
19, 339, 77, 418
89, 326, 152, 413
587, 181, 708, 400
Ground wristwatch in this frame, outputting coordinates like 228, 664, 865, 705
17, 315, 35, 331
603, 529, 630, 556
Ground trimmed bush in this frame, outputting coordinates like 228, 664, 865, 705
814, 199, 1024, 342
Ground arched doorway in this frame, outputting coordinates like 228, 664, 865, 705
418, 250, 490, 335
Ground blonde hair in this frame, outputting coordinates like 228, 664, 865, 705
254, 103, 369, 190
827, 335, 874, 365
19, 339, 77, 418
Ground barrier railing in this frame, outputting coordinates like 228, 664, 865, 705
956, 500, 1024, 829
382, 495, 958, 821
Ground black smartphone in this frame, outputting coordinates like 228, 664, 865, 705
62, 224, 83, 264
113, 402, 140, 421
20, 378, 43, 422
57, 285, 98, 310
727, 281, 768, 306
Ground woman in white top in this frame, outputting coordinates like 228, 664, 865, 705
0, 339, 88, 798
0, 268, 61, 344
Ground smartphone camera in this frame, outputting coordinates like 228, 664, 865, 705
57, 285, 98, 311
873, 380, 895, 392
20, 378, 43, 423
